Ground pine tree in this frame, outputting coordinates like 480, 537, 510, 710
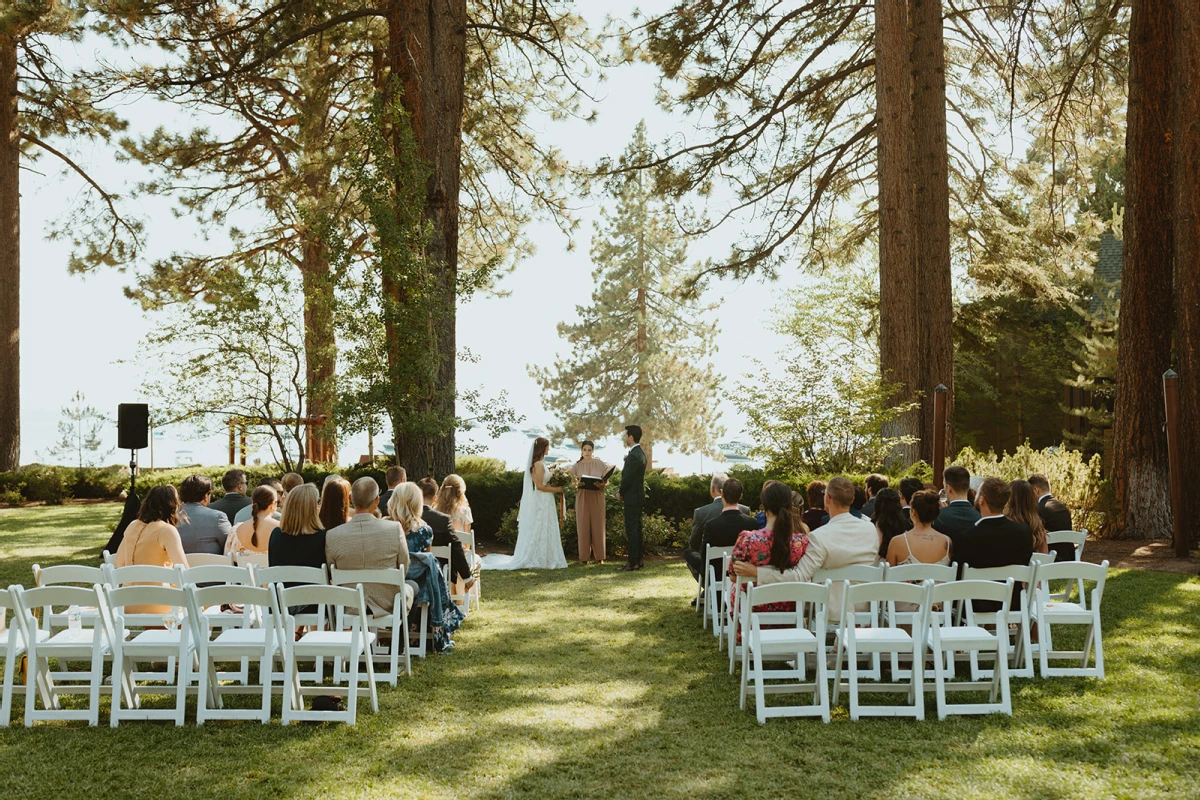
532, 122, 723, 468
42, 392, 112, 469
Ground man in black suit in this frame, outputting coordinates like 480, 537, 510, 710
933, 465, 981, 536
950, 477, 1033, 609
898, 477, 923, 529
695, 478, 757, 611
1028, 473, 1077, 562
418, 477, 473, 588
684, 473, 748, 584
618, 424, 647, 571
378, 465, 407, 515
862, 474, 889, 519
208, 469, 251, 525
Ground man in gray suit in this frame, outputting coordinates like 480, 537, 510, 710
176, 474, 232, 555
325, 477, 415, 616
683, 474, 749, 583
209, 469, 251, 524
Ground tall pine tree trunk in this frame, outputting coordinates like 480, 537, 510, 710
386, 0, 466, 478
1113, 0, 1174, 539
1173, 0, 1200, 546
910, 0, 954, 464
0, 35, 19, 472
876, 0, 920, 464
300, 236, 335, 463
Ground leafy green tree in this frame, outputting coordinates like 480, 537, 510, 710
532, 122, 722, 468
41, 392, 113, 468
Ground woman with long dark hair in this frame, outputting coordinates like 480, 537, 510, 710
569, 440, 611, 564
1005, 479, 1049, 554
114, 484, 190, 613
726, 480, 809, 645
319, 478, 351, 532
481, 436, 567, 570
872, 487, 908, 558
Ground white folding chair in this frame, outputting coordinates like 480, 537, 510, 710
707, 546, 734, 641
329, 567, 422, 683
883, 562, 958, 678
233, 551, 271, 570
187, 583, 284, 723
103, 564, 184, 682
431, 545, 466, 613
815, 564, 887, 680
832, 580, 930, 721
961, 564, 1036, 679
927, 579, 1014, 719
1032, 560, 1109, 678
740, 580, 832, 724
1, 586, 46, 727
1046, 531, 1089, 601
454, 530, 482, 611
178, 563, 257, 685
277, 583, 378, 725
102, 551, 115, 567
728, 574, 754, 674
103, 585, 194, 726
186, 553, 234, 567
13, 584, 115, 726
31, 564, 106, 634
254, 565, 330, 682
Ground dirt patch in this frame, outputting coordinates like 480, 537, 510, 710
1082, 539, 1200, 575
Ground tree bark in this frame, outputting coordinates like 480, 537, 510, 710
909, 0, 954, 464
300, 236, 335, 464
875, 0, 920, 464
1173, 0, 1200, 546
0, 35, 19, 472
387, 0, 466, 479
1113, 0, 1174, 539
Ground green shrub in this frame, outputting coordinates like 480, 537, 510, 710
496, 495, 686, 558
0, 488, 23, 505
72, 467, 128, 499
462, 471, 525, 539
20, 465, 72, 504
454, 456, 507, 476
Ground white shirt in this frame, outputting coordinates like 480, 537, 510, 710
975, 514, 1004, 526
1037, 493, 1052, 503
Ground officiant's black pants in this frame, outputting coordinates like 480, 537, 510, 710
624, 500, 643, 563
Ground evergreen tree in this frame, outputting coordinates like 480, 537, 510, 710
532, 122, 722, 468
42, 392, 113, 469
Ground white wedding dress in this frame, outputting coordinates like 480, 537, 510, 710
482, 446, 567, 570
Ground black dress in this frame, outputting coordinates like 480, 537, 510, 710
268, 527, 327, 572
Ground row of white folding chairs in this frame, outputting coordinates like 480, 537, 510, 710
0, 579, 382, 727
737, 561, 1108, 724
32, 561, 427, 688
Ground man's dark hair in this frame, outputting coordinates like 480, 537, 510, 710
899, 477, 924, 504
179, 474, 212, 505
910, 490, 942, 524
222, 469, 247, 493
865, 474, 889, 496
852, 485, 867, 510
417, 477, 439, 501
721, 478, 744, 505
625, 424, 642, 443
978, 476, 1011, 514
944, 465, 971, 494
258, 477, 282, 491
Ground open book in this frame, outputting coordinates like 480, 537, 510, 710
578, 465, 617, 490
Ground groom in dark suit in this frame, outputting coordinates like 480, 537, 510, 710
618, 424, 647, 572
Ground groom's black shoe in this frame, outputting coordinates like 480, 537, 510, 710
619, 562, 636, 572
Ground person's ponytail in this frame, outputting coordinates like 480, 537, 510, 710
248, 486, 276, 548
762, 481, 796, 571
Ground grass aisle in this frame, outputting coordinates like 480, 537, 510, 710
0, 506, 1198, 798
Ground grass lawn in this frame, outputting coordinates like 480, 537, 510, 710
0, 504, 1198, 799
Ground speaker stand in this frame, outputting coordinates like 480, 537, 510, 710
128, 449, 139, 499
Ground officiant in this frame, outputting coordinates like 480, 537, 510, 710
570, 441, 611, 565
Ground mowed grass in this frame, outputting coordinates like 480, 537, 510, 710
0, 504, 1198, 799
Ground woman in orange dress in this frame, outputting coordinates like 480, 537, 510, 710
114, 484, 190, 613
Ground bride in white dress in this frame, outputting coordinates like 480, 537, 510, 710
482, 437, 568, 570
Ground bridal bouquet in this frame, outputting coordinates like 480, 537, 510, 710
546, 468, 573, 489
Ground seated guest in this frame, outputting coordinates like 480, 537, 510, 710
801, 480, 827, 531
933, 465, 980, 536
887, 490, 952, 567
319, 477, 352, 532
898, 477, 924, 528
209, 469, 251, 524
115, 485, 190, 613
1006, 479, 1049, 555
388, 483, 464, 651
228, 485, 277, 556
176, 474, 231, 555
693, 478, 758, 608
268, 483, 326, 570
872, 488, 909, 559
862, 474, 889, 518
685, 473, 746, 583
852, 485, 867, 516
233, 477, 285, 524
418, 477, 478, 594
435, 474, 474, 532
726, 480, 809, 644
1028, 473, 1077, 561
950, 477, 1033, 609
326, 477, 414, 616
735, 476, 878, 622
378, 466, 407, 514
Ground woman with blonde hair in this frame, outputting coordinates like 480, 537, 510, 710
269, 483, 326, 569
434, 474, 473, 532
229, 485, 276, 555
389, 483, 464, 652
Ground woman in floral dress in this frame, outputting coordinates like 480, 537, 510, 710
728, 480, 809, 645
388, 483, 465, 653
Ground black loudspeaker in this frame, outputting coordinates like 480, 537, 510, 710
117, 404, 149, 450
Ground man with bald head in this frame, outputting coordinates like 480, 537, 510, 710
325, 476, 414, 615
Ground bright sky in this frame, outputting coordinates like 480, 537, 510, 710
17, 3, 804, 474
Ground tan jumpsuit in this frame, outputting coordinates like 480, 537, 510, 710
571, 457, 610, 562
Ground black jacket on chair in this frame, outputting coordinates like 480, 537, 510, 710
423, 504, 471, 582
933, 500, 982, 537
950, 516, 1034, 610
1038, 494, 1077, 562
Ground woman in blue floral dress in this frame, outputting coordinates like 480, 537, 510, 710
727, 480, 809, 645
388, 483, 464, 653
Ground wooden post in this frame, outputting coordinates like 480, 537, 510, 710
228, 422, 235, 465
239, 427, 247, 467
1164, 370, 1188, 557
932, 384, 948, 488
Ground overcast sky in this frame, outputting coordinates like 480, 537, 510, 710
17, 3, 807, 474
